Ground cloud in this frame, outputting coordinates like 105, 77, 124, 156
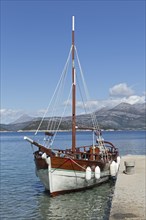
79, 95, 145, 111
63, 100, 101, 113
77, 100, 99, 109
1, 83, 145, 124
63, 100, 72, 106
62, 95, 145, 115
0, 109, 25, 124
62, 87, 145, 114
109, 83, 134, 97
120, 95, 145, 104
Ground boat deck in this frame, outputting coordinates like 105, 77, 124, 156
109, 155, 146, 220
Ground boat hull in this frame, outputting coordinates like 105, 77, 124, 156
35, 156, 112, 196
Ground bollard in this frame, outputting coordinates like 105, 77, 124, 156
124, 161, 135, 175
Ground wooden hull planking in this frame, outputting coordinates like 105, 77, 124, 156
35, 155, 114, 196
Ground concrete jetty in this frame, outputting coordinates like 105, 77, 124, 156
110, 155, 146, 220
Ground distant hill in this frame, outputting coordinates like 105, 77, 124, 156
10, 114, 34, 124
94, 103, 145, 130
0, 124, 11, 131
0, 102, 145, 131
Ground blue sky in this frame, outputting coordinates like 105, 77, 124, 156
1, 0, 145, 124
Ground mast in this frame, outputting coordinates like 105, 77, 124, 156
72, 16, 76, 152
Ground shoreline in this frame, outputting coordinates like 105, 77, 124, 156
0, 129, 146, 133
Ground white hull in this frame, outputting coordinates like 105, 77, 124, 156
36, 158, 111, 195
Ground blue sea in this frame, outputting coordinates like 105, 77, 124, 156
0, 131, 145, 220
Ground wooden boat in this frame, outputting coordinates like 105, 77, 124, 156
24, 16, 120, 197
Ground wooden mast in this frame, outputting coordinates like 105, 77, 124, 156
72, 16, 76, 152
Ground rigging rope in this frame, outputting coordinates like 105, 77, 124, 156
47, 58, 70, 131
47, 47, 72, 132
35, 44, 101, 148
75, 46, 99, 130
35, 46, 72, 136
49, 84, 72, 147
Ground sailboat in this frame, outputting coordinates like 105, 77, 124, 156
24, 16, 120, 197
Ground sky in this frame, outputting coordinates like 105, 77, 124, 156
1, 0, 145, 124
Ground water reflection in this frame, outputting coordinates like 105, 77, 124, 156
33, 181, 115, 220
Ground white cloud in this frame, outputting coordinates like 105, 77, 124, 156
35, 84, 145, 117
62, 100, 101, 114
63, 100, 72, 106
1, 85, 145, 124
77, 100, 99, 109
62, 94, 145, 114
77, 95, 145, 111
120, 95, 145, 104
0, 109, 25, 124
0, 108, 45, 124
109, 83, 134, 97
35, 109, 46, 116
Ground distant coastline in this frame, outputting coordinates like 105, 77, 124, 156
0, 129, 145, 133
1, 102, 145, 132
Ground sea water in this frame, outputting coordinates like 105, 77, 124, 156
0, 131, 145, 220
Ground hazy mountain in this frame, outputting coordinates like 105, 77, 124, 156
0, 102, 145, 131
109, 103, 140, 114
134, 103, 146, 113
0, 124, 11, 131
10, 114, 34, 124
94, 102, 145, 130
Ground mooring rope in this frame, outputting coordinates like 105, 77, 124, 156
68, 157, 86, 170
50, 156, 87, 174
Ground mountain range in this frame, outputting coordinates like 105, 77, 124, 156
0, 103, 145, 131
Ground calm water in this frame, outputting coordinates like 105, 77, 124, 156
0, 131, 145, 220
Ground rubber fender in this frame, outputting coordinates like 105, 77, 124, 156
110, 161, 117, 177
85, 166, 92, 180
95, 166, 100, 179
115, 162, 119, 173
42, 153, 47, 159
117, 156, 121, 165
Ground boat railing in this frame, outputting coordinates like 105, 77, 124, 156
53, 146, 117, 161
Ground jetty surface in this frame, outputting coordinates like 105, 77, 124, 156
110, 155, 146, 220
